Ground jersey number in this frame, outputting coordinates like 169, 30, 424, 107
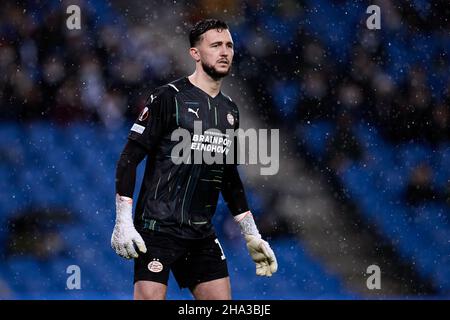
215, 238, 226, 260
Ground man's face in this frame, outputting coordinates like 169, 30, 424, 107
196, 28, 234, 80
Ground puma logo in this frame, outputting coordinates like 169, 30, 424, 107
188, 107, 200, 118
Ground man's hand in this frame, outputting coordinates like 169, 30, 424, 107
244, 234, 278, 277
234, 211, 278, 277
111, 194, 147, 259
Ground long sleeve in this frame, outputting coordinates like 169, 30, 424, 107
221, 165, 250, 216
115, 139, 147, 198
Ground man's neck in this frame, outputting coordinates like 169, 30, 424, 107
188, 70, 222, 98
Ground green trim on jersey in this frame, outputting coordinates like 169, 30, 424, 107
181, 175, 192, 225
175, 97, 179, 125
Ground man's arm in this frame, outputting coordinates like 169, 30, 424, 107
112, 86, 176, 259
221, 165, 278, 277
111, 140, 148, 259
221, 165, 249, 216
116, 140, 147, 198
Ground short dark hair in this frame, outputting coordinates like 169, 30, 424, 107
189, 19, 229, 47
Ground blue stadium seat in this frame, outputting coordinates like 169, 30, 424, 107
297, 121, 335, 158
396, 144, 434, 174
339, 163, 374, 199
6, 257, 53, 295
0, 121, 21, 139
378, 166, 408, 199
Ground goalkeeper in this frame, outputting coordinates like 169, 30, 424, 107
111, 19, 277, 300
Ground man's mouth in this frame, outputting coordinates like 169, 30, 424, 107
218, 60, 229, 65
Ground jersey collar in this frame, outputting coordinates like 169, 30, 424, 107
184, 77, 223, 100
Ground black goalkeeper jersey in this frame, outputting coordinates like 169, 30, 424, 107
128, 77, 241, 239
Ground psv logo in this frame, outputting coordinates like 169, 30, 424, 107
226, 113, 235, 126
148, 259, 163, 273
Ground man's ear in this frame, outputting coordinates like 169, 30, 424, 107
189, 47, 201, 62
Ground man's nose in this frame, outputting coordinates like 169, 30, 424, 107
219, 45, 229, 56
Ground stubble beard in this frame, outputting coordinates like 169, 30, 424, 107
201, 60, 231, 81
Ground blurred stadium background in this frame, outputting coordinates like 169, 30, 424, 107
0, 0, 449, 299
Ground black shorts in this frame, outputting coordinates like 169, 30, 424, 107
134, 230, 229, 290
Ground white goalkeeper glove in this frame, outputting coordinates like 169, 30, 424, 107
111, 194, 147, 259
235, 211, 278, 277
